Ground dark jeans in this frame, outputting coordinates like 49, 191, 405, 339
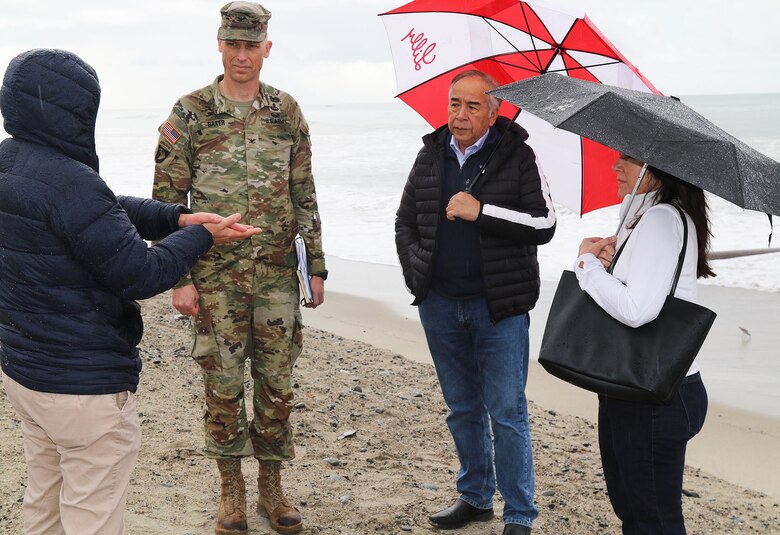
598, 373, 708, 535
418, 292, 537, 526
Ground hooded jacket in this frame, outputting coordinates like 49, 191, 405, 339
395, 117, 556, 323
0, 49, 213, 394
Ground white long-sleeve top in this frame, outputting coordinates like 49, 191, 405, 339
573, 192, 701, 376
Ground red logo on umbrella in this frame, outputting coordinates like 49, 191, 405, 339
401, 28, 437, 71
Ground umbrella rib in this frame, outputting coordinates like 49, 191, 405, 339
728, 139, 747, 209
392, 7, 620, 77
540, 15, 580, 74
489, 56, 621, 77
491, 58, 543, 74
482, 17, 523, 55
481, 16, 547, 73
519, 3, 545, 71
546, 60, 621, 79
560, 60, 621, 70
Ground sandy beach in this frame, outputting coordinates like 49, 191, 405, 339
1, 258, 779, 534
311, 257, 780, 500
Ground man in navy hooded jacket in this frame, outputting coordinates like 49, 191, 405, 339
0, 49, 259, 534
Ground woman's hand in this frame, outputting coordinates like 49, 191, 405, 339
578, 236, 617, 268
597, 243, 616, 269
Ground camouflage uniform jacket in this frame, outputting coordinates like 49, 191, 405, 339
153, 76, 325, 293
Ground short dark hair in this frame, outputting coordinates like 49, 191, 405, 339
450, 70, 501, 113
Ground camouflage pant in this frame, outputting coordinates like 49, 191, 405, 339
191, 263, 303, 460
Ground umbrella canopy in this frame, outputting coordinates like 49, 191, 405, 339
490, 73, 780, 216
379, 0, 660, 214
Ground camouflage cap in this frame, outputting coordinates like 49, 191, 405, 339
218, 2, 272, 42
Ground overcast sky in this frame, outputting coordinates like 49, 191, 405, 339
1, 0, 779, 110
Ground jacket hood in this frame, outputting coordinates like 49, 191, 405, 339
493, 115, 529, 142
0, 49, 100, 171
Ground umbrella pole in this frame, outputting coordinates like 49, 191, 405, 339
614, 163, 649, 236
465, 108, 522, 193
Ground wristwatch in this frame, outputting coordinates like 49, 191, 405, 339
312, 270, 328, 281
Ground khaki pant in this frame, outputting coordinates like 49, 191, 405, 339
2, 374, 141, 535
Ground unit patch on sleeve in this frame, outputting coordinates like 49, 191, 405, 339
161, 121, 182, 145
155, 143, 171, 163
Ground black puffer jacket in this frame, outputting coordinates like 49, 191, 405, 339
395, 117, 556, 323
0, 49, 213, 394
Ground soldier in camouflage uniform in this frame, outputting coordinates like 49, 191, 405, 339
152, 3, 325, 534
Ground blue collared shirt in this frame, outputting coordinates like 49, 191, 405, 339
449, 128, 491, 168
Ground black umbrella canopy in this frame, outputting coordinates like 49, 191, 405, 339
490, 73, 780, 216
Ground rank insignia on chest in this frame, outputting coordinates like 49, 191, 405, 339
161, 121, 182, 144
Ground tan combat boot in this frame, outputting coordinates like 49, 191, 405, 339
257, 460, 302, 534
215, 458, 248, 535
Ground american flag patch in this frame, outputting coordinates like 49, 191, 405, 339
161, 121, 181, 144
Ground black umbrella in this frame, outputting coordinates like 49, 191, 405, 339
489, 73, 780, 217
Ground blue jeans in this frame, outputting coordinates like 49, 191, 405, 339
598, 373, 708, 535
418, 292, 537, 527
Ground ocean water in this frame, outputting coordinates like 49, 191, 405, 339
5, 96, 778, 416
92, 97, 780, 293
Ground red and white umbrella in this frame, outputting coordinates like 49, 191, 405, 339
380, 0, 660, 214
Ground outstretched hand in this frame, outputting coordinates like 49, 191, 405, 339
178, 212, 223, 227
179, 212, 262, 244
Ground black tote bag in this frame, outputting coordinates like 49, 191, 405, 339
538, 206, 716, 405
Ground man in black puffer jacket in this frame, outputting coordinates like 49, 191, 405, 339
395, 71, 555, 535
0, 49, 259, 534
